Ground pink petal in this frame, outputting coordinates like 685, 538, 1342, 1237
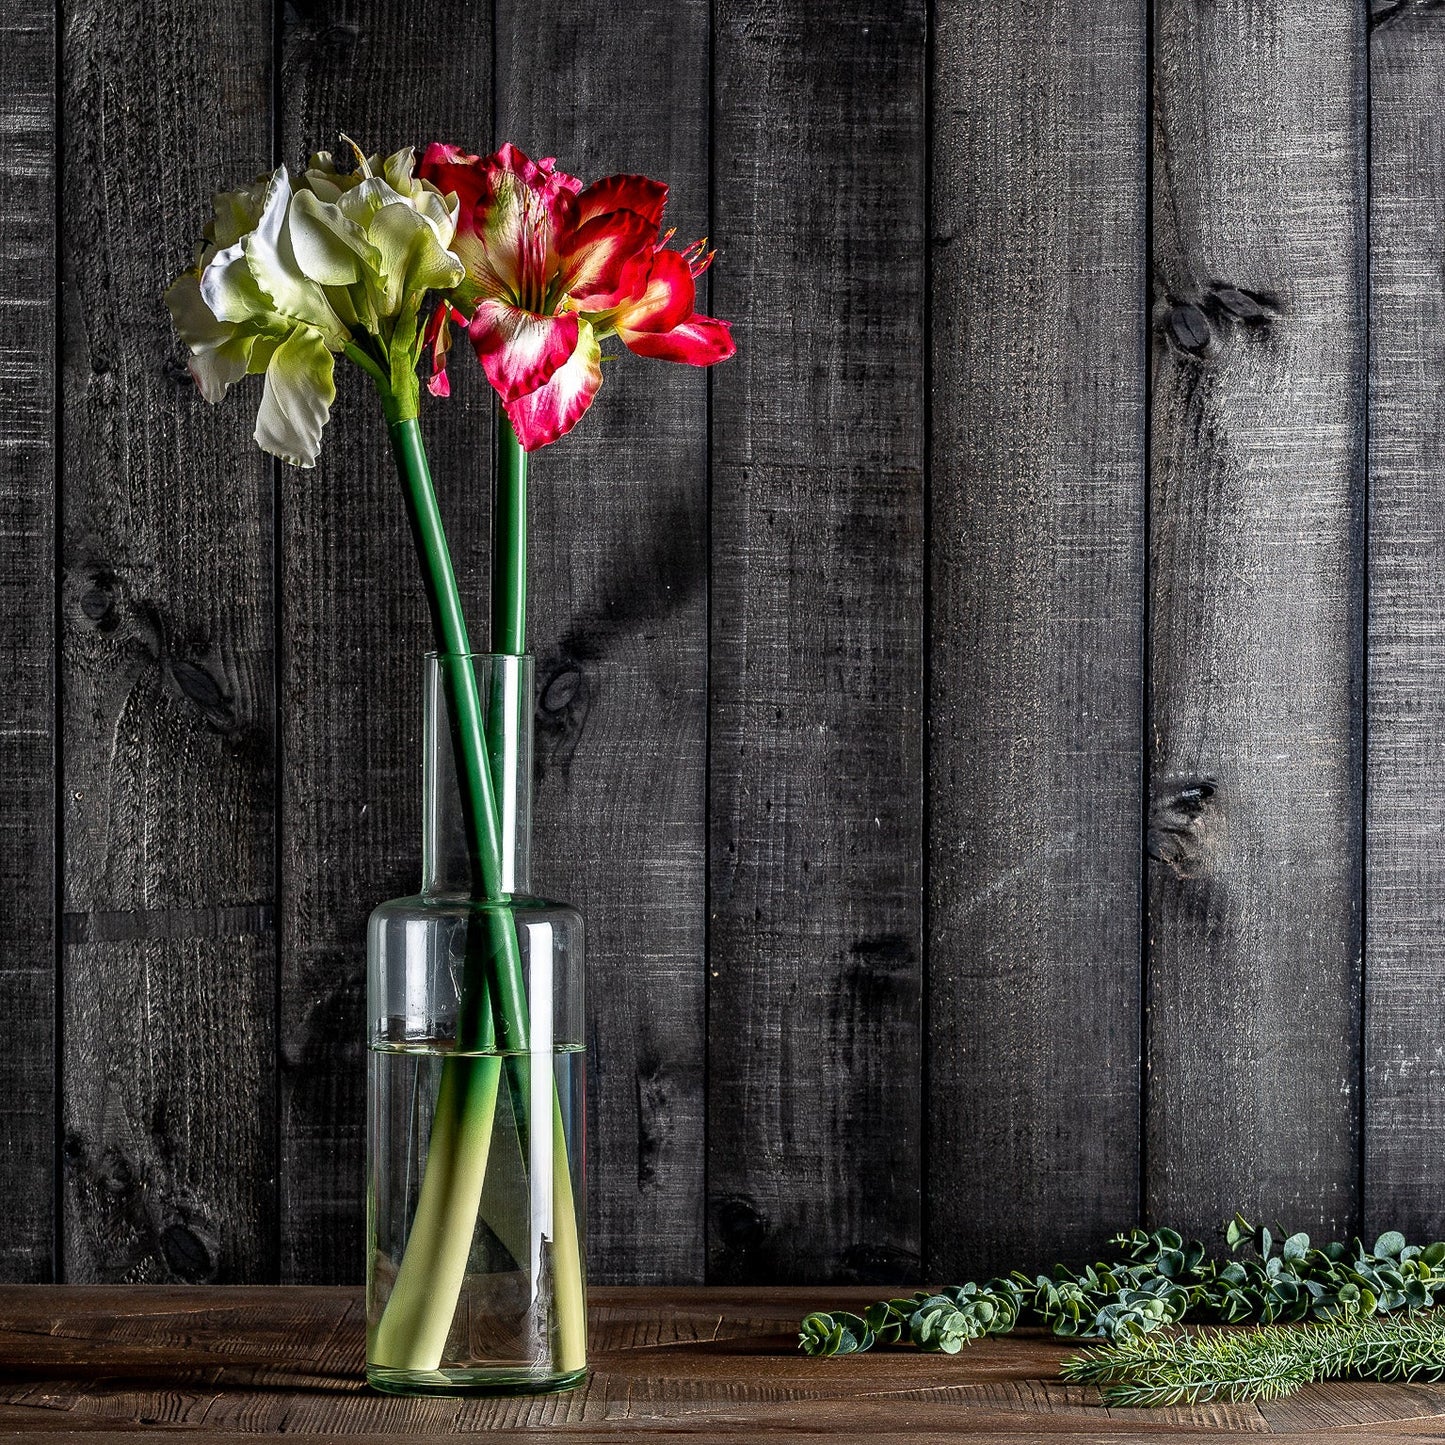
612, 248, 696, 334
505, 145, 583, 196
620, 313, 736, 366
424, 303, 456, 398
468, 300, 579, 403
558, 210, 657, 307
505, 320, 603, 450
575, 173, 668, 229
419, 143, 490, 214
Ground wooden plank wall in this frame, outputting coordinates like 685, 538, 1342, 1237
0, 0, 56, 1284
60, 2, 276, 1283
928, 0, 1145, 1280
0, 0, 1441, 1286
1147, 0, 1366, 1238
1367, 0, 1445, 1241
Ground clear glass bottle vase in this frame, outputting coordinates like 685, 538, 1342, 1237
366, 652, 586, 1394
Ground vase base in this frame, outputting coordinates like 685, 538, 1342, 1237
367, 1364, 588, 1397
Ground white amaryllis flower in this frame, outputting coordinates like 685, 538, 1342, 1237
166, 144, 465, 466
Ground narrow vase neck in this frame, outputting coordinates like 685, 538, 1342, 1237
423, 652, 533, 895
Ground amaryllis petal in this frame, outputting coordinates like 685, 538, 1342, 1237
288, 187, 377, 286
242, 167, 350, 346
254, 326, 336, 467
418, 143, 492, 217
199, 237, 270, 324
424, 303, 457, 398
620, 313, 736, 366
505, 319, 602, 451
206, 179, 269, 253
557, 209, 657, 307
610, 247, 696, 335
468, 299, 579, 403
164, 272, 254, 401
368, 201, 465, 313
422, 143, 580, 305
501, 144, 583, 198
575, 174, 668, 229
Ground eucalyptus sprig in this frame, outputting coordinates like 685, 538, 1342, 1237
1061, 1312, 1445, 1406
798, 1218, 1445, 1356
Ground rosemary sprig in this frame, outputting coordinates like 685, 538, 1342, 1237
1061, 1313, 1445, 1406
799, 1219, 1445, 1356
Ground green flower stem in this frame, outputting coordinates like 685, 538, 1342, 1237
487, 420, 528, 872
549, 1100, 587, 1370
375, 409, 584, 1376
371, 415, 527, 1372
388, 417, 527, 1044
486, 405, 586, 1376
492, 418, 528, 655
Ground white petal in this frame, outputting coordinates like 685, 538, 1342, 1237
254, 327, 336, 467
189, 335, 255, 402
381, 147, 418, 194
166, 271, 229, 349
289, 187, 379, 285
337, 174, 408, 228
199, 238, 269, 324
243, 167, 349, 346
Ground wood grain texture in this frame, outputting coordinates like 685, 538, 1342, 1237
1364, 1, 1445, 1243
0, 0, 56, 1284
59, 0, 276, 1282
277, 0, 493, 1283
707, 0, 926, 1284
927, 0, 1147, 1278
493, 0, 710, 1285
1147, 0, 1366, 1235
0, 1285, 1440, 1437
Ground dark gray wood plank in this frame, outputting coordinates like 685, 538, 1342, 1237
707, 0, 926, 1284
0, 0, 56, 1283
1147, 0, 1365, 1236
1364, 0, 1445, 1241
927, 0, 1147, 1279
277, 0, 493, 1283
60, 0, 276, 1280
494, 1, 710, 1284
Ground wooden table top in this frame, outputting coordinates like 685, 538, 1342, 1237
0, 1286, 1443, 1442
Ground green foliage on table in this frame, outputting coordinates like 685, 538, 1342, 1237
1060, 1311, 1445, 1406
798, 1217, 1445, 1357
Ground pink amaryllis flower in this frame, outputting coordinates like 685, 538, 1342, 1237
419, 143, 734, 450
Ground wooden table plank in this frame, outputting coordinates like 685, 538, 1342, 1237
0, 1288, 1439, 1439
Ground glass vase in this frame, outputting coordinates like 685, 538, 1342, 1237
366, 652, 587, 1394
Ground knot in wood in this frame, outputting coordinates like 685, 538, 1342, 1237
1148, 776, 1222, 879
714, 1195, 768, 1252
1167, 304, 1212, 354
160, 1220, 220, 1283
